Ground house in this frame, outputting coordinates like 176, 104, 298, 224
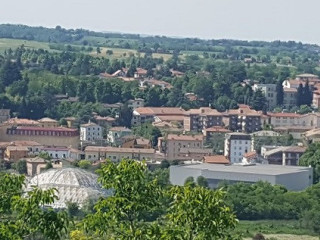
0, 109, 10, 123
128, 98, 145, 110
2, 118, 40, 127
107, 127, 132, 145
102, 103, 123, 112
273, 126, 312, 139
303, 128, 320, 144
170, 163, 313, 191
64, 117, 78, 128
26, 157, 47, 176
296, 73, 320, 82
224, 133, 252, 163
158, 134, 211, 161
41, 146, 69, 159
134, 68, 148, 79
283, 88, 297, 108
84, 146, 155, 162
262, 146, 306, 166
184, 107, 223, 132
242, 151, 258, 163
93, 115, 116, 128
252, 84, 277, 110
132, 107, 185, 126
224, 105, 262, 133
268, 112, 301, 127
140, 79, 173, 90
202, 155, 230, 164
122, 137, 152, 149
38, 117, 59, 128
80, 122, 103, 142
5, 145, 29, 162
202, 126, 231, 140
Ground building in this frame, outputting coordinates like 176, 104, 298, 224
158, 134, 211, 161
169, 163, 313, 191
64, 117, 78, 128
202, 155, 230, 164
26, 168, 109, 208
202, 126, 231, 140
303, 128, 320, 144
26, 157, 47, 176
132, 107, 185, 126
107, 127, 132, 145
262, 146, 306, 165
122, 137, 152, 149
0, 125, 79, 148
268, 112, 301, 127
5, 145, 29, 162
252, 84, 277, 110
224, 133, 252, 163
38, 118, 59, 128
84, 146, 155, 161
184, 107, 223, 132
0, 109, 10, 123
128, 98, 145, 110
283, 88, 297, 108
224, 105, 262, 133
134, 68, 148, 79
80, 122, 103, 142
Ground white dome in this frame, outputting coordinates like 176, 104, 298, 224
27, 168, 109, 208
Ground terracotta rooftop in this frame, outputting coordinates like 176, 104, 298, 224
135, 68, 148, 75
4, 118, 39, 125
167, 134, 203, 141
10, 140, 42, 146
81, 122, 99, 127
134, 107, 185, 116
296, 73, 319, 78
226, 105, 261, 116
85, 146, 155, 154
268, 112, 301, 118
16, 126, 78, 132
38, 117, 58, 123
109, 127, 132, 132
203, 155, 230, 164
243, 151, 257, 159
186, 107, 222, 116
203, 126, 231, 133
6, 146, 29, 151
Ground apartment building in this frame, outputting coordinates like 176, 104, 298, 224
183, 107, 223, 132
158, 134, 211, 161
268, 112, 320, 128
262, 146, 306, 166
283, 88, 297, 109
132, 107, 185, 126
224, 133, 252, 163
252, 84, 277, 110
128, 98, 145, 110
80, 122, 103, 142
107, 127, 132, 145
224, 105, 262, 133
84, 146, 155, 161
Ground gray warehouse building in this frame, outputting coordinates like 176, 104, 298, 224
170, 163, 313, 191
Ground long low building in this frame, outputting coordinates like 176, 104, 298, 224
170, 163, 313, 191
85, 146, 155, 161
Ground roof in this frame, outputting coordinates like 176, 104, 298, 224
4, 118, 39, 125
134, 107, 185, 116
186, 107, 222, 116
6, 146, 29, 151
136, 138, 151, 145
145, 79, 173, 89
173, 163, 311, 175
304, 128, 320, 138
264, 146, 306, 157
225, 105, 261, 117
25, 157, 46, 163
283, 88, 297, 93
42, 146, 69, 151
167, 134, 203, 141
225, 132, 251, 140
203, 126, 231, 133
296, 73, 319, 78
109, 127, 132, 132
250, 130, 280, 137
81, 122, 99, 127
85, 146, 155, 154
38, 117, 58, 123
94, 116, 116, 121
243, 151, 257, 159
156, 115, 185, 122
203, 155, 230, 164
135, 67, 148, 75
268, 112, 301, 118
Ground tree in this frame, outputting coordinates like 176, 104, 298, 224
84, 159, 161, 239
250, 89, 267, 111
276, 80, 284, 106
163, 185, 238, 239
118, 104, 133, 128
78, 160, 91, 169
0, 173, 69, 239
299, 143, 320, 183
0, 59, 22, 86
14, 159, 27, 174
297, 83, 304, 106
196, 176, 209, 188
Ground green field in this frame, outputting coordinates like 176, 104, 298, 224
0, 38, 51, 53
234, 220, 318, 239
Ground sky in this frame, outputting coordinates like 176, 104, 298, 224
0, 0, 319, 44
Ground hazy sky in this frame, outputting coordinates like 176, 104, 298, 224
1, 0, 319, 44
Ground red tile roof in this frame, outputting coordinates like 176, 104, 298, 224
203, 155, 229, 164
167, 134, 203, 141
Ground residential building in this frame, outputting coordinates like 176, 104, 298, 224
122, 137, 152, 149
183, 107, 223, 132
80, 122, 103, 142
268, 112, 301, 127
38, 118, 58, 128
224, 133, 252, 163
312, 89, 320, 108
224, 105, 262, 133
273, 126, 312, 139
202, 155, 230, 164
170, 163, 313, 191
283, 88, 297, 108
296, 73, 320, 82
0, 109, 10, 123
64, 117, 78, 128
93, 115, 115, 128
128, 98, 145, 110
202, 126, 231, 140
26, 157, 47, 176
262, 146, 306, 165
132, 107, 185, 126
252, 84, 277, 109
5, 145, 29, 162
107, 127, 132, 145
140, 79, 173, 90
303, 128, 320, 144
134, 68, 148, 79
158, 134, 211, 161
84, 146, 155, 161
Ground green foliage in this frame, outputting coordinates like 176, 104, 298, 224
0, 173, 69, 239
299, 143, 320, 184
14, 159, 27, 174
196, 176, 209, 188
78, 160, 91, 169
133, 123, 162, 147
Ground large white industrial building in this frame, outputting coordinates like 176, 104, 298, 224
170, 163, 313, 191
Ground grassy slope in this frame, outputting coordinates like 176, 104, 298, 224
0, 38, 52, 53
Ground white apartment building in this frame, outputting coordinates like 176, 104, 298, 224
80, 122, 103, 142
252, 84, 277, 110
224, 133, 252, 163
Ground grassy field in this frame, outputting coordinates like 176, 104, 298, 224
234, 220, 318, 239
0, 38, 51, 53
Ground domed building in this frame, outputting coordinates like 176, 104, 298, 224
26, 168, 109, 208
